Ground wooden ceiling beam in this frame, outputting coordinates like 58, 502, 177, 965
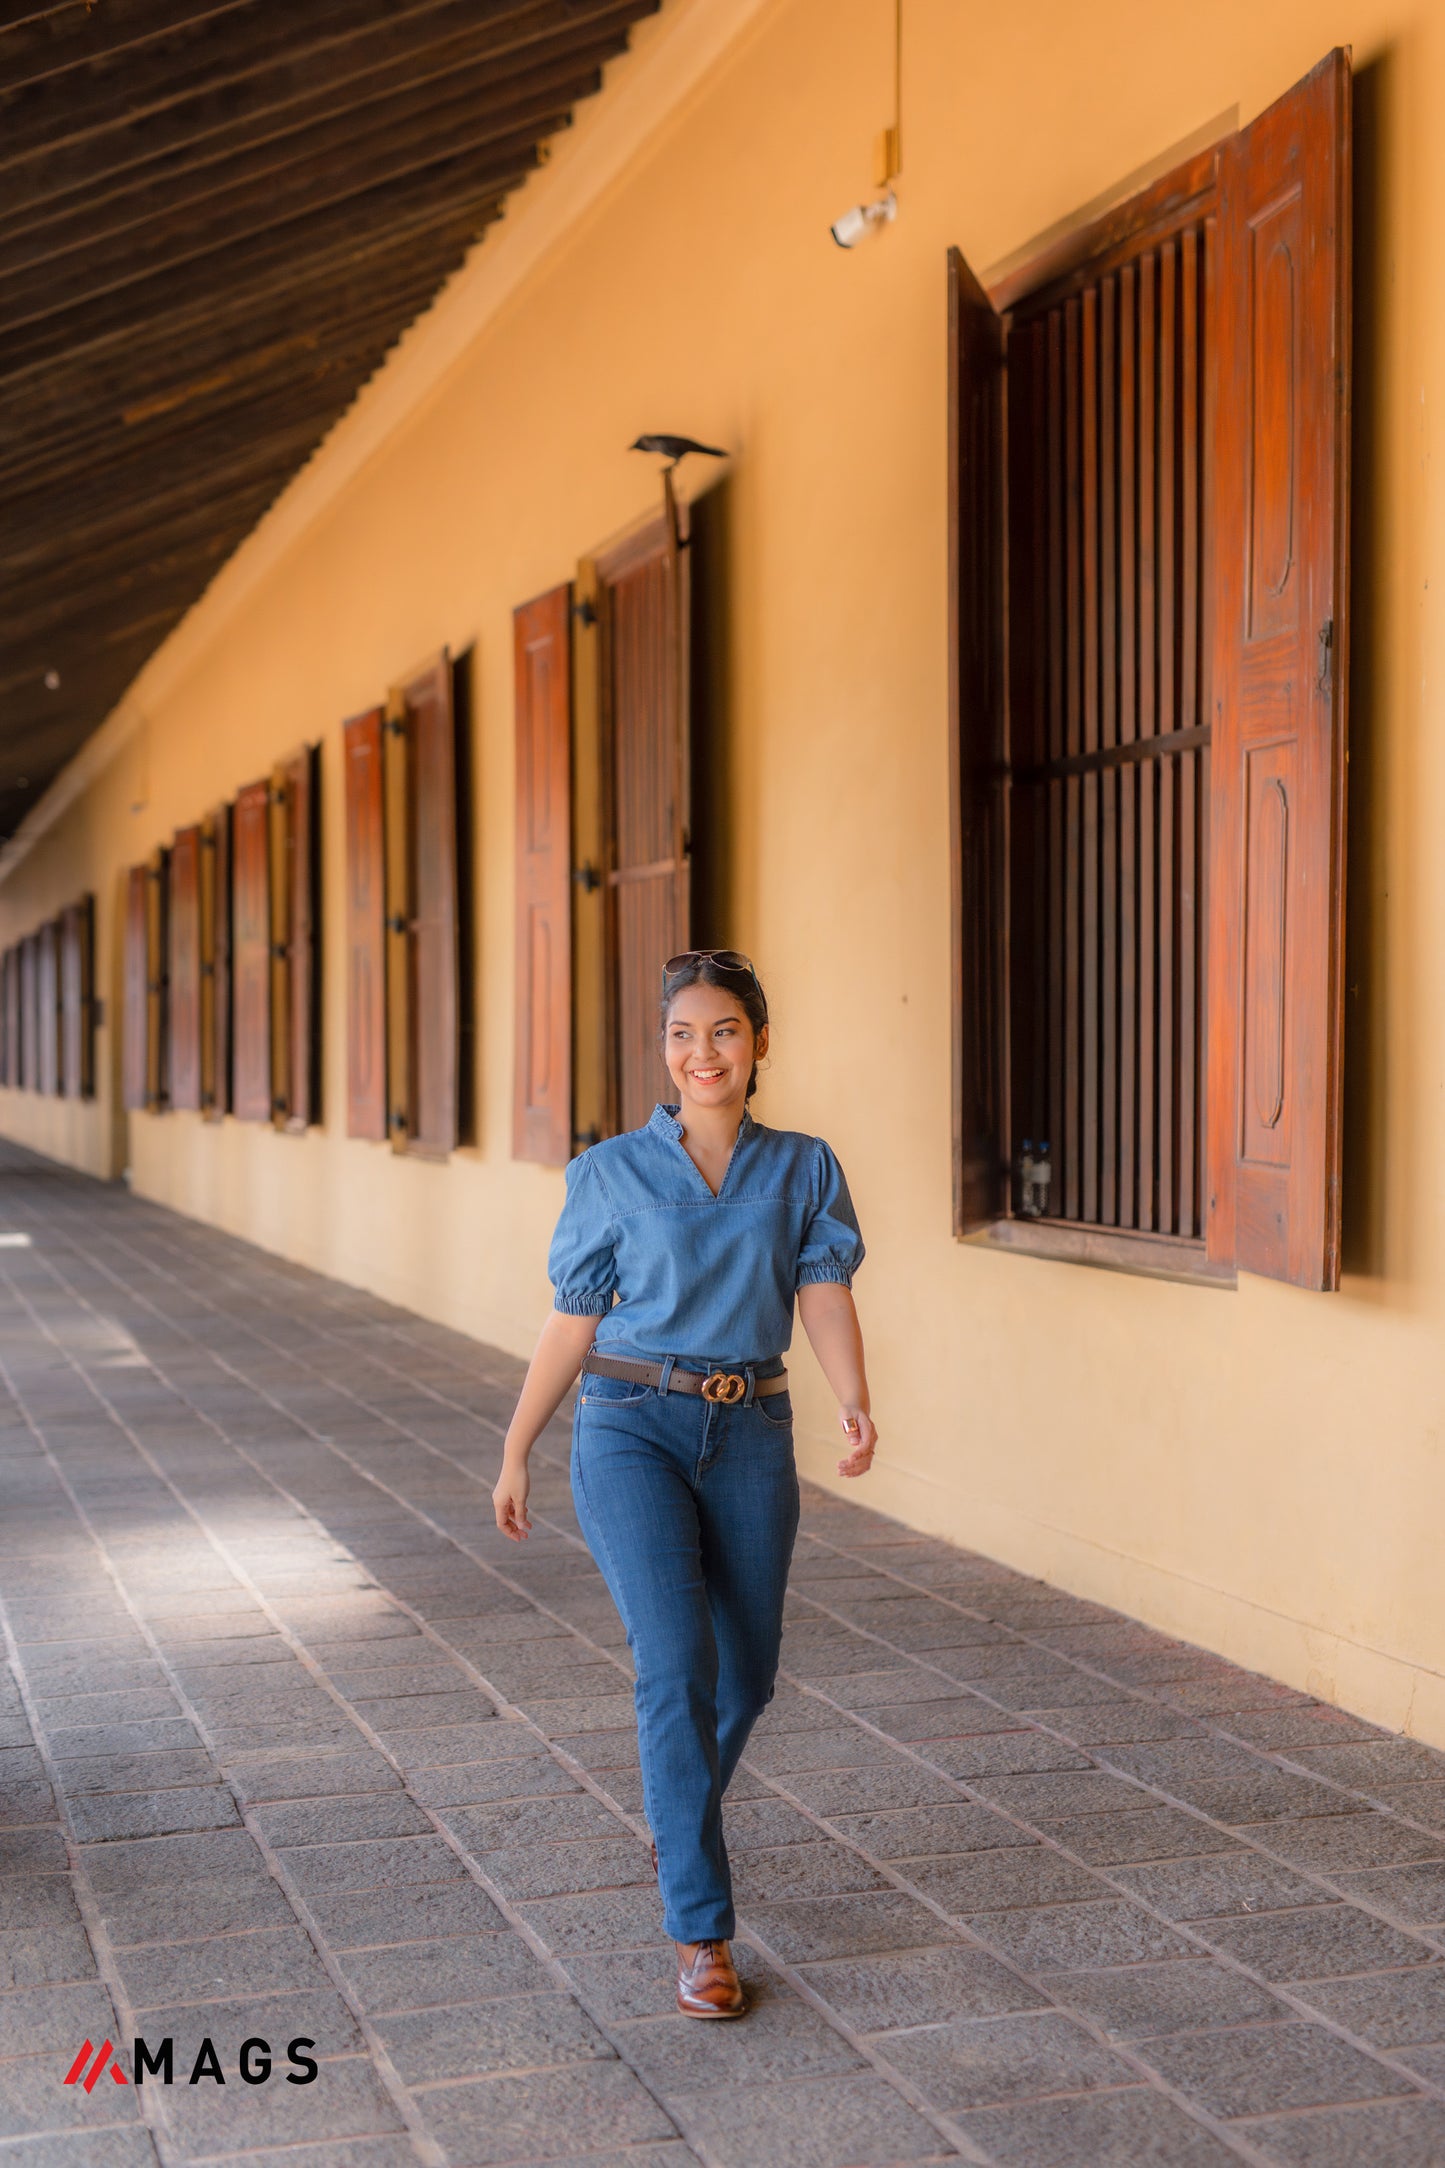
0, 1, 252, 84
0, 481, 287, 621
2, 531, 249, 653
1, 416, 340, 581
0, 0, 646, 165
0, 1, 659, 801
0, 280, 439, 479
0, 73, 592, 289
1, 336, 406, 513
0, 186, 503, 381
10, 2, 644, 215
1, 117, 541, 335
0, 213, 473, 403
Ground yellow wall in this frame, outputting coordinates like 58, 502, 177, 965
4, 0, 1444, 1743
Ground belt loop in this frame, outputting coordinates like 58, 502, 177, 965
743, 1365, 756, 1407
658, 1355, 676, 1397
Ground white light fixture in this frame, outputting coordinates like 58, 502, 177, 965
43, 669, 60, 691
830, 189, 897, 249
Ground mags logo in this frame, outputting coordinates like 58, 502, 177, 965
63, 2037, 318, 2090
63, 2041, 127, 2092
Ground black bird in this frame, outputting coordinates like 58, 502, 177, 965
630, 433, 727, 469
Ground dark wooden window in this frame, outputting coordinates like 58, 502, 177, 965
270, 745, 320, 1132
576, 484, 692, 1140
950, 50, 1350, 1290
60, 897, 95, 1100
231, 779, 272, 1123
513, 586, 573, 1164
382, 654, 460, 1158
122, 866, 149, 1111
145, 851, 169, 1110
19, 935, 38, 1092
344, 707, 387, 1142
0, 949, 16, 1088
200, 806, 230, 1120
36, 922, 60, 1096
169, 826, 203, 1112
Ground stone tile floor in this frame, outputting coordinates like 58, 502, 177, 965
0, 1146, 1444, 2167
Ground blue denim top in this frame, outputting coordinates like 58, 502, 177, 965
548, 1103, 865, 1366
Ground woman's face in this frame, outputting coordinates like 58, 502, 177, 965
663, 982, 766, 1114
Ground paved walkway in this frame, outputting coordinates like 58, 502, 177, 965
1, 1148, 1444, 2168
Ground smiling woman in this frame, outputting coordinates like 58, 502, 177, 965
491, 947, 873, 2022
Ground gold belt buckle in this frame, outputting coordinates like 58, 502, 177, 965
701, 1370, 747, 1405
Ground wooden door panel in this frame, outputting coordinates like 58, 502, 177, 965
122, 867, 147, 1109
201, 806, 230, 1119
513, 587, 573, 1164
20, 935, 38, 1093
344, 707, 387, 1141
948, 245, 1008, 1234
231, 779, 272, 1122
60, 897, 94, 1100
169, 825, 202, 1111
275, 746, 318, 1131
597, 509, 690, 1136
145, 851, 168, 1109
36, 922, 59, 1096
395, 653, 458, 1157
1208, 48, 1351, 1287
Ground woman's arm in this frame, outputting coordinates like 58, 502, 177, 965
796, 1282, 876, 1479
492, 1309, 600, 1541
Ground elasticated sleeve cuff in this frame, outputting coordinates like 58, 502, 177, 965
794, 1261, 855, 1290
552, 1291, 613, 1317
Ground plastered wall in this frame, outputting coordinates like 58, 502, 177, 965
3, 0, 1443, 1742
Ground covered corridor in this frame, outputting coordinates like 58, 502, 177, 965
2, 1147, 1445, 2167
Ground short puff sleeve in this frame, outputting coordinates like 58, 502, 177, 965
795, 1139, 866, 1290
548, 1152, 617, 1317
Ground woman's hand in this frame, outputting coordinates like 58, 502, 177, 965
492, 1454, 533, 1542
836, 1407, 877, 1479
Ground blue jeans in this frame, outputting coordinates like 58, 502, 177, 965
571, 1368, 800, 1942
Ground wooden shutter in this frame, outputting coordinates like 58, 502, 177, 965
389, 653, 458, 1157
145, 850, 168, 1109
0, 951, 13, 1087
513, 586, 574, 1163
35, 922, 59, 1096
948, 248, 1009, 1234
231, 779, 272, 1122
200, 805, 230, 1120
271, 745, 318, 1132
19, 937, 37, 1090
169, 825, 202, 1111
1207, 50, 1351, 1288
596, 505, 691, 1136
60, 898, 95, 1100
344, 707, 387, 1140
122, 867, 148, 1110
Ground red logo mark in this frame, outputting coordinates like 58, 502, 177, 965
63, 2041, 128, 2092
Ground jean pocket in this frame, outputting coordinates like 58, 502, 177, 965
580, 1373, 653, 1406
754, 1390, 793, 1428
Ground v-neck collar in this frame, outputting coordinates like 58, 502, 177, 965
650, 1102, 756, 1202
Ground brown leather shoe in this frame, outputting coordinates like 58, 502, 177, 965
675, 1939, 746, 2019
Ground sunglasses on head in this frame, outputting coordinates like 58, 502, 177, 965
661, 948, 760, 992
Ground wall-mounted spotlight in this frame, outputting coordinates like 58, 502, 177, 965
830, 190, 897, 249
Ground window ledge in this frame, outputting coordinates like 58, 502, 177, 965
976, 1217, 1236, 1289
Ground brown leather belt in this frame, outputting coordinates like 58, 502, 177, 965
580, 1352, 788, 1406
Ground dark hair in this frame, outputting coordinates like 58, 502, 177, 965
658, 955, 770, 1099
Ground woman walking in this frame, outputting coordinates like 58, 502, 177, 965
492, 951, 875, 2018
